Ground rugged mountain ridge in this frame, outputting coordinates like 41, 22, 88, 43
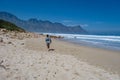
0, 12, 87, 34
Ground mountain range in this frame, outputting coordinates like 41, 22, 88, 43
0, 12, 87, 34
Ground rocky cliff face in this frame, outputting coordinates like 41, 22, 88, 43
0, 12, 87, 34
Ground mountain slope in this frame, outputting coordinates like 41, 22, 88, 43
0, 19, 25, 32
0, 12, 87, 34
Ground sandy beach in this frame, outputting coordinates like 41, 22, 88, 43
26, 36, 120, 74
0, 32, 120, 80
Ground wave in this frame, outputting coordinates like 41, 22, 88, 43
42, 33, 120, 51
51, 33, 120, 42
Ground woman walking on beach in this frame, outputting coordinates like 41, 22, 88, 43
45, 34, 52, 50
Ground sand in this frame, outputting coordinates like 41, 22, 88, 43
0, 32, 120, 80
26, 37, 120, 75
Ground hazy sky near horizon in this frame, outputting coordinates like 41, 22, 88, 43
0, 0, 120, 32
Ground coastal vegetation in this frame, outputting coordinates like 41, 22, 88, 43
0, 19, 25, 32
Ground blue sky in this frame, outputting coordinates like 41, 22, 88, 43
0, 0, 120, 32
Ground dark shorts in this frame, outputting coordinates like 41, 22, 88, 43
47, 43, 50, 46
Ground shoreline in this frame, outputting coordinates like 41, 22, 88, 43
42, 33, 120, 51
60, 38, 120, 52
25, 37, 120, 75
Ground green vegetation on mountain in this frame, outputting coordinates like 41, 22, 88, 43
0, 19, 25, 32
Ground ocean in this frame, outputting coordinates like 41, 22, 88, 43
42, 33, 120, 51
